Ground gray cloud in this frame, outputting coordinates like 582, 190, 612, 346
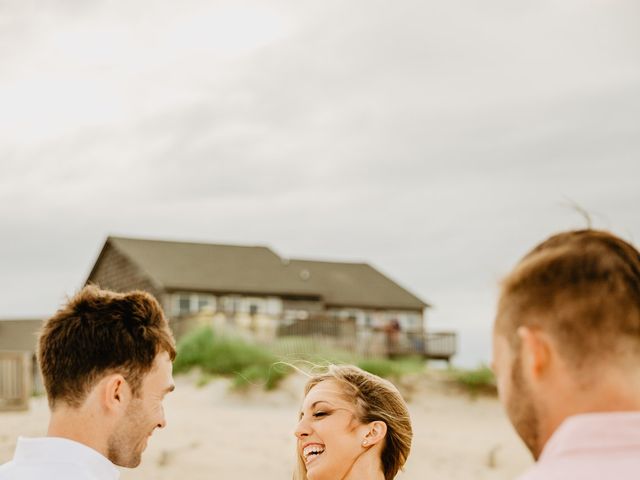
1, 0, 639, 366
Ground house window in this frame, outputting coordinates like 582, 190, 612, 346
197, 295, 214, 312
220, 296, 241, 313
178, 294, 191, 315
174, 293, 215, 316
266, 297, 282, 316
219, 297, 230, 312
242, 297, 266, 315
407, 313, 423, 329
233, 297, 242, 313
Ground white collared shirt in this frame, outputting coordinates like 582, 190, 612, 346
0, 436, 120, 480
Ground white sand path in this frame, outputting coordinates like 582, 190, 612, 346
0, 373, 532, 479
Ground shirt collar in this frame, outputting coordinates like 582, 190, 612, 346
540, 411, 640, 461
14, 436, 120, 479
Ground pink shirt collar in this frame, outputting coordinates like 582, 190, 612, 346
540, 411, 640, 461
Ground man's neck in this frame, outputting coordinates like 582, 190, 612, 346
47, 405, 111, 461
538, 371, 640, 456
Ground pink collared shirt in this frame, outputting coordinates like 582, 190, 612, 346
518, 411, 640, 480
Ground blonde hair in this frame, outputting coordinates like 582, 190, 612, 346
293, 365, 412, 480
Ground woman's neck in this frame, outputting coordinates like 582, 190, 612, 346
341, 454, 385, 480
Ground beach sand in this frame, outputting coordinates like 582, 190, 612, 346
0, 372, 532, 479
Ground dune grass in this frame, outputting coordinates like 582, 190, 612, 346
357, 356, 426, 379
449, 365, 496, 395
173, 326, 289, 390
174, 327, 428, 390
268, 336, 358, 365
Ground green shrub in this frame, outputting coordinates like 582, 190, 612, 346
232, 363, 291, 391
357, 356, 425, 379
175, 327, 429, 390
174, 326, 287, 390
173, 326, 215, 373
357, 358, 398, 378
451, 365, 496, 395
269, 336, 358, 365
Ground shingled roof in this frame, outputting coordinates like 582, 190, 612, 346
93, 236, 428, 310
285, 259, 428, 310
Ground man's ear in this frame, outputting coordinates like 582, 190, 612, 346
362, 420, 387, 448
517, 326, 551, 380
102, 374, 131, 413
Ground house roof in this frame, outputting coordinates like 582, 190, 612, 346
0, 319, 43, 352
98, 236, 428, 310
286, 259, 428, 310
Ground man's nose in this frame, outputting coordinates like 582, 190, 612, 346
157, 408, 167, 429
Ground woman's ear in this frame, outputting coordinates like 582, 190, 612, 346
362, 421, 387, 448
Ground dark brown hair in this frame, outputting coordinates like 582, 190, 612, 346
38, 285, 176, 408
496, 229, 640, 367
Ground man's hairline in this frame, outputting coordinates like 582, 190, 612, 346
49, 347, 175, 408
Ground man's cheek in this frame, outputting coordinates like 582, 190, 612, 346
496, 373, 510, 404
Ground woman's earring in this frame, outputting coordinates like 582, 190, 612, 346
362, 439, 368, 447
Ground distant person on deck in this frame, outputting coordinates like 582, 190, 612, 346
492, 229, 640, 479
385, 319, 401, 357
0, 286, 176, 480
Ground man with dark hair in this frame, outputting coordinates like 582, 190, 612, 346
493, 229, 640, 479
0, 286, 176, 479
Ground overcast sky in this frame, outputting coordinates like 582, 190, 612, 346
1, 0, 639, 367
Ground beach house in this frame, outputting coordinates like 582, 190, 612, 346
85, 236, 456, 359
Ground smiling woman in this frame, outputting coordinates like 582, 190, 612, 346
294, 365, 412, 480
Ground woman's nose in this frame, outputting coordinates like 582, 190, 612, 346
294, 418, 311, 439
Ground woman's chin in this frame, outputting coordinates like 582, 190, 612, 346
306, 459, 328, 480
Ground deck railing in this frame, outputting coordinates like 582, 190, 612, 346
423, 331, 457, 360
273, 316, 457, 362
172, 312, 458, 363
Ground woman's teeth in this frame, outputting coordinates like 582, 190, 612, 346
303, 445, 325, 463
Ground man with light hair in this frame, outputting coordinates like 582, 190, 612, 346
0, 286, 176, 479
492, 229, 640, 479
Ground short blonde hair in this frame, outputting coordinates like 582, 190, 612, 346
293, 365, 412, 480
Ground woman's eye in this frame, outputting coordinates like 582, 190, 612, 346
312, 411, 328, 418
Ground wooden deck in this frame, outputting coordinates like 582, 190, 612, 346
174, 313, 459, 363
273, 316, 458, 362
423, 331, 458, 361
385, 331, 457, 362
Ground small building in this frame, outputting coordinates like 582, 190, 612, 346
0, 319, 42, 353
0, 319, 44, 409
85, 236, 455, 359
